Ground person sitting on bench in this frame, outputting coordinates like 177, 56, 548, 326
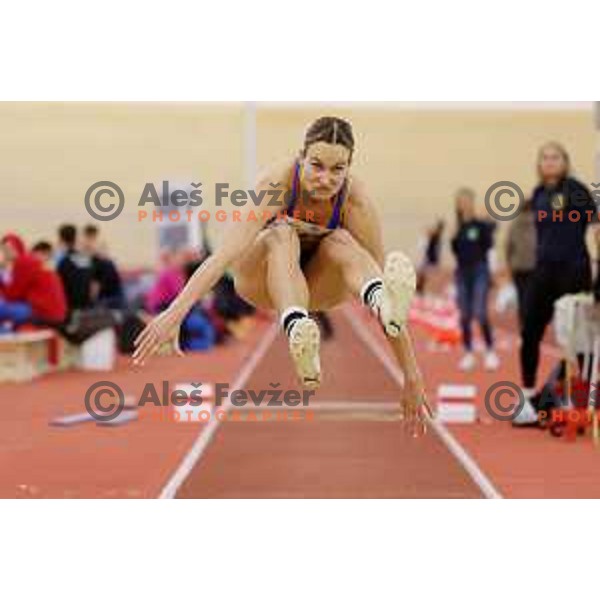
0, 233, 67, 331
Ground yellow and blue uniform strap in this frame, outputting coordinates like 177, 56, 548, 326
328, 181, 348, 229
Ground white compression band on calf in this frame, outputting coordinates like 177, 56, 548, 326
360, 278, 383, 314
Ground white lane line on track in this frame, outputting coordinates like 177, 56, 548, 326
234, 401, 400, 412
158, 323, 278, 499
343, 306, 503, 500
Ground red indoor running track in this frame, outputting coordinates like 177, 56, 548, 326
7, 302, 600, 498
169, 308, 496, 499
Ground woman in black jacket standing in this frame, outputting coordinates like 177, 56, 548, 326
514, 142, 598, 426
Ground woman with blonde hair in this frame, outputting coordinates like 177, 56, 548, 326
514, 142, 598, 426
450, 187, 499, 372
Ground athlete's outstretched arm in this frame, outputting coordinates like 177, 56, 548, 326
132, 171, 286, 366
344, 180, 432, 435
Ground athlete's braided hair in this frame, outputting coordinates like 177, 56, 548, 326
303, 116, 355, 160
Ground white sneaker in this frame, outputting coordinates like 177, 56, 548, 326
288, 317, 321, 390
458, 352, 476, 372
512, 392, 539, 427
379, 251, 417, 338
484, 351, 500, 372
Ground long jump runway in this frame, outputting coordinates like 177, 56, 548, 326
166, 308, 498, 499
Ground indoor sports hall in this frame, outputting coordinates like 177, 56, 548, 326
1, 101, 599, 498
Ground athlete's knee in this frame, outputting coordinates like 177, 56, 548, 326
321, 229, 363, 263
327, 228, 357, 248
264, 224, 299, 252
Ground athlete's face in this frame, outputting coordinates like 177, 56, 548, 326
302, 142, 351, 200
538, 146, 568, 182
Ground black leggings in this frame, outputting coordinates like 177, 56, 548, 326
511, 270, 533, 332
520, 261, 591, 389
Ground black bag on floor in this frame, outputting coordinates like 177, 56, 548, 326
59, 307, 118, 345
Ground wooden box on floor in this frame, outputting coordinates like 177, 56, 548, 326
0, 331, 56, 383
0, 327, 117, 383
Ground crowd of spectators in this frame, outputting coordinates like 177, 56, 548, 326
0, 224, 257, 354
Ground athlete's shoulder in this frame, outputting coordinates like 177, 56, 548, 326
255, 157, 297, 189
345, 175, 374, 210
341, 175, 381, 231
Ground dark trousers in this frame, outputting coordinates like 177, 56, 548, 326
511, 270, 534, 331
456, 263, 493, 352
520, 260, 591, 389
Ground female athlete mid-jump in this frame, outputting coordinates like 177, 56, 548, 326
133, 116, 431, 434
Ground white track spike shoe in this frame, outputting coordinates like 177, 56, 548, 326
380, 251, 417, 338
288, 317, 321, 389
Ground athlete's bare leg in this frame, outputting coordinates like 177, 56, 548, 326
304, 229, 431, 433
303, 229, 379, 308
230, 224, 321, 389
231, 224, 308, 311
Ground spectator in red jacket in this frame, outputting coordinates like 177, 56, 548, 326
0, 233, 67, 330
31, 240, 54, 267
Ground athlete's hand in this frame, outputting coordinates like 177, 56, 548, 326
402, 372, 433, 437
132, 308, 184, 366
